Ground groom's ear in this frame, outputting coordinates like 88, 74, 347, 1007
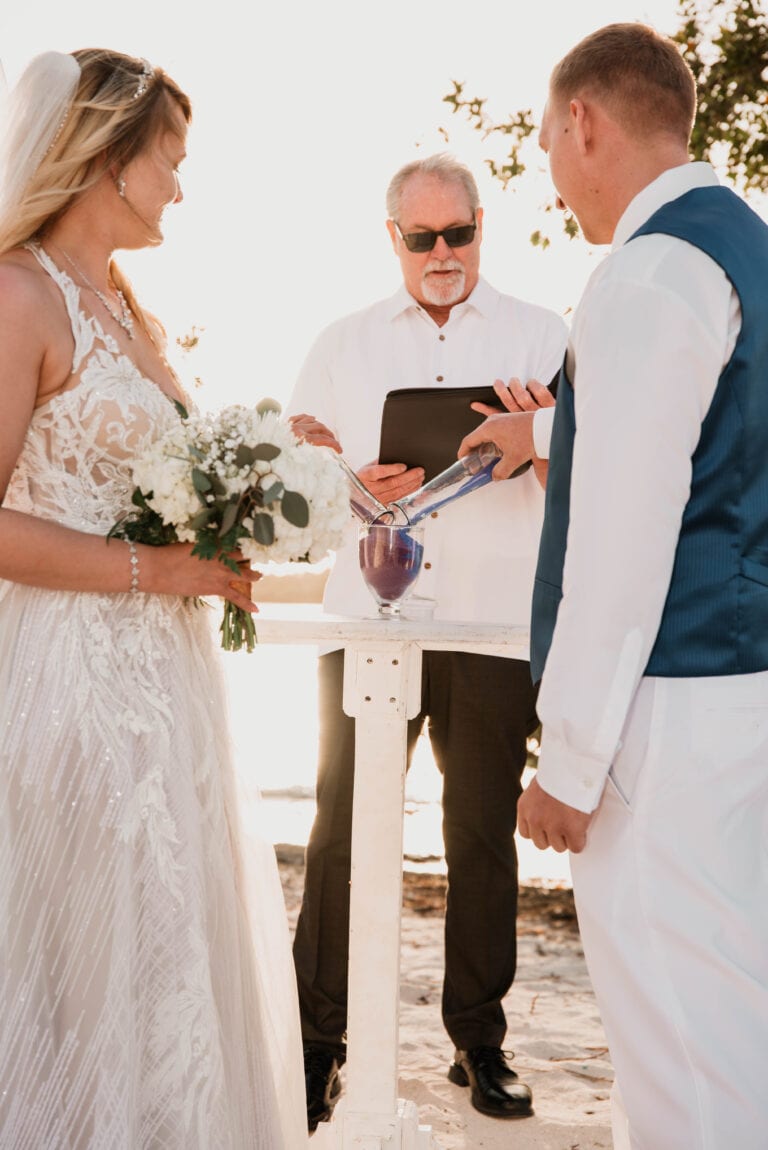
570, 98, 591, 155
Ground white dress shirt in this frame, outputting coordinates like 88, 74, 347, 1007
287, 276, 567, 654
535, 162, 743, 812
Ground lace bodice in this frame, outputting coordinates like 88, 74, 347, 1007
4, 244, 182, 533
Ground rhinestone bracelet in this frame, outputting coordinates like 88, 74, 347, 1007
127, 540, 140, 593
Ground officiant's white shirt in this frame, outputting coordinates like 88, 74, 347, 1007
535, 162, 742, 812
287, 276, 567, 654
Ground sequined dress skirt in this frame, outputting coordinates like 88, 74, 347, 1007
0, 582, 306, 1149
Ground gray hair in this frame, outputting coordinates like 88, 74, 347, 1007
385, 153, 480, 222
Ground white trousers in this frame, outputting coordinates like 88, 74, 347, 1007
570, 670, 768, 1150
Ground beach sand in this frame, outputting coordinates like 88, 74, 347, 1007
277, 847, 614, 1149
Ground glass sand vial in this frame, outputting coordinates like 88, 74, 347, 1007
390, 442, 501, 526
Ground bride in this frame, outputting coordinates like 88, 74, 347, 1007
0, 49, 307, 1148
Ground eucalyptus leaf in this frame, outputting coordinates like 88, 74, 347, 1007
219, 501, 240, 536
261, 480, 284, 504
192, 468, 212, 494
252, 513, 274, 545
189, 508, 214, 530
253, 443, 281, 462
234, 444, 257, 469
281, 489, 310, 528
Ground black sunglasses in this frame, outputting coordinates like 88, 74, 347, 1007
395, 220, 477, 253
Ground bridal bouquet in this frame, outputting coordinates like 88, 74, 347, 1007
110, 401, 348, 651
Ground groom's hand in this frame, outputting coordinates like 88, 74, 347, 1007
517, 776, 592, 854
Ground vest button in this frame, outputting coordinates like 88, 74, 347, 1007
424, 562, 432, 570
436, 375, 444, 382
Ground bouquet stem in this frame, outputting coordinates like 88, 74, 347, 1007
221, 578, 257, 652
220, 601, 258, 652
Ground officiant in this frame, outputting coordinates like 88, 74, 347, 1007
286, 153, 567, 1132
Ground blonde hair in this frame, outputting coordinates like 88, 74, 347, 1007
550, 23, 696, 145
0, 48, 192, 343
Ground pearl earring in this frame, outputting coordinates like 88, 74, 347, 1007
117, 176, 127, 198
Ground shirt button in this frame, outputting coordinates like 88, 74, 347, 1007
436, 375, 444, 382
424, 562, 432, 570
438, 334, 445, 341
430, 511, 438, 519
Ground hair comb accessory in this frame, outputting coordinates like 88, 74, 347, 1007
132, 59, 153, 100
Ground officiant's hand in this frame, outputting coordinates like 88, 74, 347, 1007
288, 413, 342, 453
460, 377, 554, 483
459, 379, 554, 483
472, 376, 556, 418
517, 776, 592, 854
358, 461, 424, 504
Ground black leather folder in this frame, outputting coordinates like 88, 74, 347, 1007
378, 374, 558, 482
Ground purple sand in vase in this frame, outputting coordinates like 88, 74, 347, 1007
359, 528, 424, 609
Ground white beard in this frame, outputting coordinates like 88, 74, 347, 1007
420, 260, 466, 307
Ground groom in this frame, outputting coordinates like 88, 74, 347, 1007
462, 21, 768, 1150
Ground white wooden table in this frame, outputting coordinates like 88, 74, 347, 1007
253, 604, 530, 1150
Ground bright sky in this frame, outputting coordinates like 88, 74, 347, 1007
1, 0, 685, 411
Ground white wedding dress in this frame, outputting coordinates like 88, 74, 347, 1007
0, 246, 307, 1149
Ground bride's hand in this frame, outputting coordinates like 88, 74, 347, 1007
139, 543, 261, 611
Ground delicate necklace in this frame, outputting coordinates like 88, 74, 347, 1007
53, 244, 136, 339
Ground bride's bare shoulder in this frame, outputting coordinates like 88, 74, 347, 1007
0, 248, 67, 328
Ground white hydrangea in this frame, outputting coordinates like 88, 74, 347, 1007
238, 435, 349, 564
128, 404, 348, 562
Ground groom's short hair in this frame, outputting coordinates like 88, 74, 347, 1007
550, 23, 696, 145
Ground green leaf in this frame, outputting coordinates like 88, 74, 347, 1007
261, 480, 284, 504
219, 501, 240, 537
192, 468, 212, 494
281, 489, 309, 528
192, 535, 218, 562
234, 444, 257, 469
252, 442, 281, 462
252, 512, 274, 545
220, 553, 241, 574
189, 508, 214, 530
173, 399, 189, 420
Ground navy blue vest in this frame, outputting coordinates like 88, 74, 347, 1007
530, 185, 768, 683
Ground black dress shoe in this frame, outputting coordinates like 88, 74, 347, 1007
304, 1045, 343, 1132
448, 1046, 533, 1119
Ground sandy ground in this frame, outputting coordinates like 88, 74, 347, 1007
277, 847, 614, 1150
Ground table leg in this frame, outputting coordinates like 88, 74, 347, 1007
312, 642, 440, 1149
